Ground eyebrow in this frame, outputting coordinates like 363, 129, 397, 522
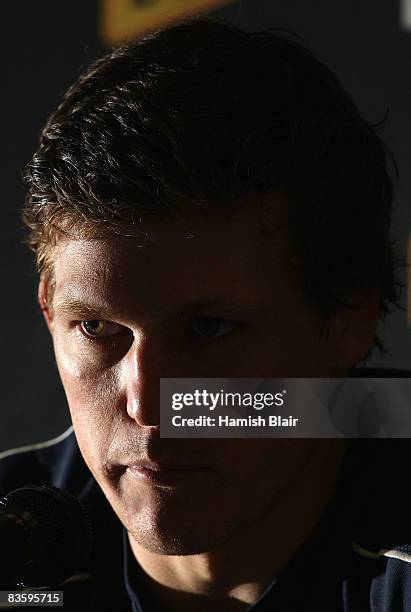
51, 296, 257, 320
52, 298, 115, 321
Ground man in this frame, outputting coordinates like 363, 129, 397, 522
0, 18, 408, 611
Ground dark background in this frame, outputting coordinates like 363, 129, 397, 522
2, 0, 410, 452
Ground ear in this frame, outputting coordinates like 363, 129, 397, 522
327, 288, 380, 372
38, 277, 54, 334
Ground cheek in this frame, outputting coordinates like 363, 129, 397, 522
53, 328, 123, 403
222, 440, 309, 486
52, 333, 124, 478
209, 441, 300, 490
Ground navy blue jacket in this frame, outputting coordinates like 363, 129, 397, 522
1, 369, 410, 611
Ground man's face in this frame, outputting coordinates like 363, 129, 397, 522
44, 194, 348, 555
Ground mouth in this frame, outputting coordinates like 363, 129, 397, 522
126, 462, 210, 487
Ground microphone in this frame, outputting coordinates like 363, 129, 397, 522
0, 485, 93, 588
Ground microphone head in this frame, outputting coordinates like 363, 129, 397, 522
0, 485, 93, 587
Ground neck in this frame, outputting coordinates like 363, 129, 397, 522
128, 439, 346, 612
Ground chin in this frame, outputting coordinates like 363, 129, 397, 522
128, 524, 232, 556
124, 503, 236, 556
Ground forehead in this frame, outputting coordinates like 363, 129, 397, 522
51, 193, 294, 312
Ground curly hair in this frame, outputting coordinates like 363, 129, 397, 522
22, 18, 403, 353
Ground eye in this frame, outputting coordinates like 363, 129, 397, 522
187, 317, 238, 338
80, 320, 123, 338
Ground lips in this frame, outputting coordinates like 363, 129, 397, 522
126, 460, 200, 471
126, 462, 209, 487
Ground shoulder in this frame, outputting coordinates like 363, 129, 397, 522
0, 428, 122, 595
342, 439, 411, 611
0, 427, 86, 496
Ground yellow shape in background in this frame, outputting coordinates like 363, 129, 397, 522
408, 236, 411, 326
400, 0, 411, 30
100, 0, 234, 45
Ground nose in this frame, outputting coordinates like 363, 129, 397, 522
124, 332, 169, 427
